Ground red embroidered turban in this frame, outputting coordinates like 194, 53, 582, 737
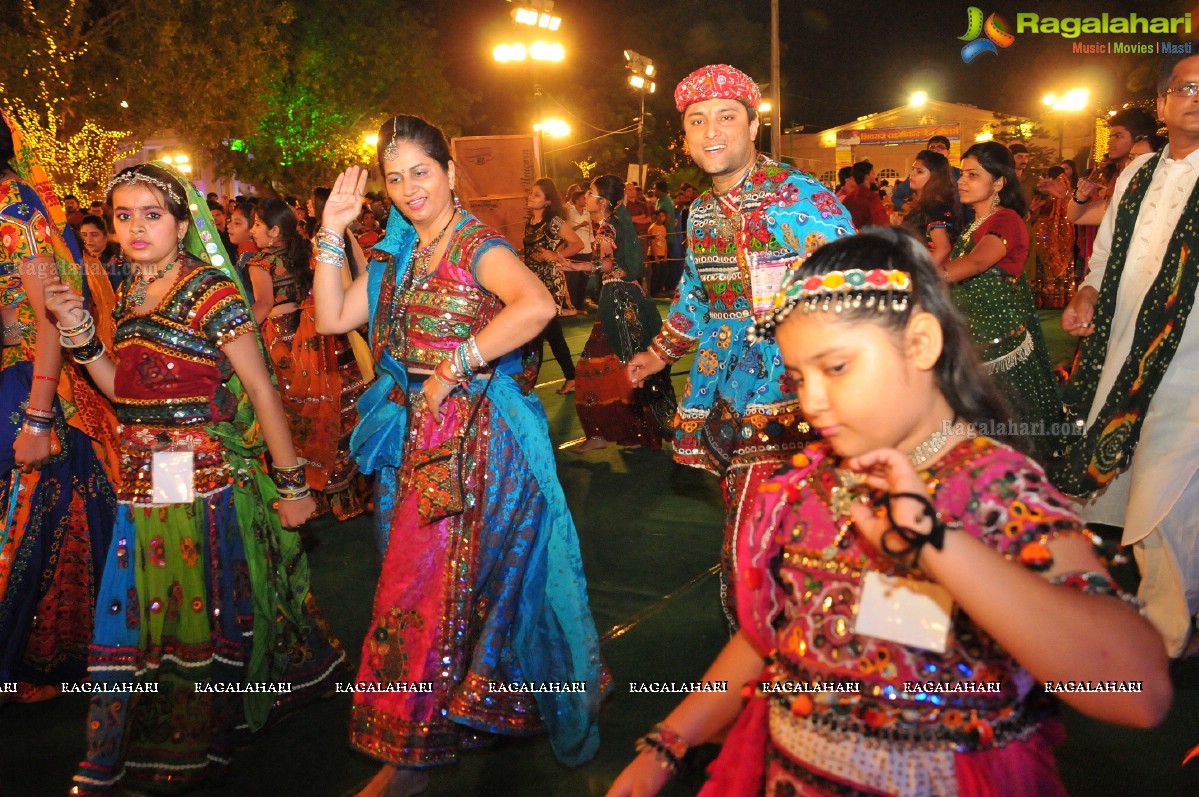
674, 64, 762, 112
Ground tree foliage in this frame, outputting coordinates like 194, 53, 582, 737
0, 0, 471, 198
989, 113, 1058, 174
0, 0, 135, 197
218, 0, 475, 195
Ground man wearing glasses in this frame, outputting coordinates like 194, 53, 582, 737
1058, 53, 1199, 659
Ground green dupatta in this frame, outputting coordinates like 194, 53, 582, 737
1055, 153, 1199, 497
153, 162, 312, 730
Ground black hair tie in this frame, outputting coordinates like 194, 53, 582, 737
880, 491, 946, 567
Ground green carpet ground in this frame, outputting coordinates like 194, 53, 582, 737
2, 305, 1197, 796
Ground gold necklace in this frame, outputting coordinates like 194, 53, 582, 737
128, 252, 182, 307
411, 211, 459, 283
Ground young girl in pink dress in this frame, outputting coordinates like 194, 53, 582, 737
608, 227, 1171, 797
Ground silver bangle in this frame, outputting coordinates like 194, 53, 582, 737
468, 336, 485, 370
314, 248, 346, 268
316, 225, 344, 244
60, 328, 96, 349
445, 356, 465, 382
56, 310, 94, 335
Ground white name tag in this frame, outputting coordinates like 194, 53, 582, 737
854, 570, 953, 654
748, 252, 793, 318
151, 451, 194, 505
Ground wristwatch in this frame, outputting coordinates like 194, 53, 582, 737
1072, 191, 1092, 204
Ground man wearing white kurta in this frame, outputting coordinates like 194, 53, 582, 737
1061, 54, 1199, 657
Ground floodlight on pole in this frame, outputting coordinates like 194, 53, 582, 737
497, 1, 567, 179
623, 49, 657, 186
493, 43, 526, 62
508, 0, 560, 30
162, 153, 192, 174
528, 41, 564, 61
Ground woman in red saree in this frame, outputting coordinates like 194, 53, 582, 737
248, 198, 370, 519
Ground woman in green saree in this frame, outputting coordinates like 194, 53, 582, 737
945, 142, 1061, 461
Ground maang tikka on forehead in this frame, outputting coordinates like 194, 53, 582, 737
383, 117, 401, 161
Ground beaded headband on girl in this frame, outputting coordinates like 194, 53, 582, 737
104, 170, 184, 206
750, 268, 912, 341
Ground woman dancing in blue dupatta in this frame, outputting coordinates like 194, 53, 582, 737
313, 115, 605, 797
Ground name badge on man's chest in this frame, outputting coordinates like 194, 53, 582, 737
748, 251, 797, 318
854, 570, 954, 654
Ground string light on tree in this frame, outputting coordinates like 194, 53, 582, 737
0, 0, 135, 200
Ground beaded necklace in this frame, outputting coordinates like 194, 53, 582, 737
822, 427, 953, 561
385, 210, 462, 362
412, 210, 460, 284
957, 200, 999, 246
128, 252, 182, 307
714, 160, 758, 299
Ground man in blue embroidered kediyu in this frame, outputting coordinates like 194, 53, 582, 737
1059, 53, 1199, 657
627, 63, 854, 627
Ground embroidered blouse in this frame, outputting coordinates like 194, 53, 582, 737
737, 437, 1120, 793
652, 156, 854, 475
962, 208, 1028, 278
523, 214, 564, 294
0, 178, 53, 364
112, 259, 256, 500
247, 245, 303, 307
374, 217, 515, 375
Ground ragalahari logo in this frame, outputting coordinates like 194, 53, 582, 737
959, 6, 1016, 63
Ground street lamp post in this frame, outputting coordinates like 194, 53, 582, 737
1043, 88, 1090, 160
757, 100, 773, 151
493, 42, 565, 176
624, 50, 656, 186
534, 118, 570, 181
496, 1, 566, 178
